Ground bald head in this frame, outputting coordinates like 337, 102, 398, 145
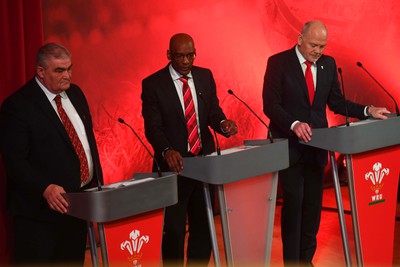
301, 20, 328, 39
298, 20, 328, 62
169, 33, 195, 51
167, 33, 197, 76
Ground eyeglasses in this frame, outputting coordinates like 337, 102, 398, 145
171, 52, 196, 61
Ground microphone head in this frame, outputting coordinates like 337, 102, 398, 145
338, 68, 342, 74
356, 62, 362, 67
227, 89, 234, 95
118, 118, 125, 123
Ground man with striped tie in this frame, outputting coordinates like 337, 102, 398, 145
0, 43, 103, 266
142, 33, 238, 266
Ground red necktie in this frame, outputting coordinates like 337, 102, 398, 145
54, 95, 89, 183
179, 77, 201, 155
305, 61, 315, 104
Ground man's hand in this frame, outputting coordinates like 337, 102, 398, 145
368, 106, 390, 120
43, 184, 68, 214
293, 122, 312, 142
221, 120, 238, 136
164, 149, 184, 174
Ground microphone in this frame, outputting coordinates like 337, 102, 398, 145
213, 130, 221, 155
227, 89, 274, 143
356, 62, 400, 116
117, 118, 162, 177
94, 159, 103, 191
197, 91, 221, 154
338, 68, 350, 126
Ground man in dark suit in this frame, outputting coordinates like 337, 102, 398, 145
141, 33, 238, 266
0, 43, 103, 265
262, 20, 389, 266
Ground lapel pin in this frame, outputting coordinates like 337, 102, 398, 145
321, 65, 324, 70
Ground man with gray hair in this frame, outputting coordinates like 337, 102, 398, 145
0, 43, 103, 265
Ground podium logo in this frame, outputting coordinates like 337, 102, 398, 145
364, 162, 389, 205
120, 229, 150, 266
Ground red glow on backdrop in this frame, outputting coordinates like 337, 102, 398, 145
42, 0, 400, 184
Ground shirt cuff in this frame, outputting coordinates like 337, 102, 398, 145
290, 120, 300, 131
365, 105, 373, 117
220, 120, 227, 133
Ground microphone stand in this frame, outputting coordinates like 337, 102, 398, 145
356, 62, 400, 116
118, 118, 162, 177
228, 89, 274, 143
213, 130, 221, 155
338, 68, 350, 126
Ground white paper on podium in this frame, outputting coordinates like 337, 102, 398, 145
208, 145, 259, 156
85, 177, 155, 191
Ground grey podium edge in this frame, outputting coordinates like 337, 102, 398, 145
64, 172, 178, 223
303, 116, 400, 154
180, 138, 289, 184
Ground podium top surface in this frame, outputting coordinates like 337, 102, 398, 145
64, 173, 177, 223
180, 138, 289, 184
303, 115, 400, 154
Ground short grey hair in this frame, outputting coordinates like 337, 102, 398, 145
36, 43, 71, 68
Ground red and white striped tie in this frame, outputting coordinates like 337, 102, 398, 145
179, 77, 201, 155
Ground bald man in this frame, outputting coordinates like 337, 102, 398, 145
141, 33, 237, 266
262, 20, 389, 265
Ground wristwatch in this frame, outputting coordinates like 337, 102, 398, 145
162, 147, 171, 158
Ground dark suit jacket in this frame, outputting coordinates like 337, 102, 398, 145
263, 46, 367, 166
0, 78, 103, 222
141, 64, 228, 171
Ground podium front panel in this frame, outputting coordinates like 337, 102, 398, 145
349, 145, 400, 266
223, 172, 277, 265
103, 209, 164, 266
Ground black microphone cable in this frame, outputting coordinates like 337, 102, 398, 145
227, 89, 274, 143
118, 118, 162, 177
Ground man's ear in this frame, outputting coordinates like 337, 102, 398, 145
297, 34, 303, 46
36, 66, 45, 79
166, 50, 171, 61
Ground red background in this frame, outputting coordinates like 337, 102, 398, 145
1, 0, 400, 263
40, 0, 400, 184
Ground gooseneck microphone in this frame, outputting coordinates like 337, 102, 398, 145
213, 130, 221, 155
227, 89, 274, 143
117, 118, 162, 177
356, 62, 400, 116
338, 68, 350, 126
197, 90, 220, 154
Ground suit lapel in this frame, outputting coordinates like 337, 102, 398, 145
160, 66, 187, 123
190, 67, 205, 127
31, 81, 72, 146
288, 49, 310, 104
315, 57, 327, 105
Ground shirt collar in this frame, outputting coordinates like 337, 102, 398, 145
169, 64, 192, 81
35, 76, 68, 102
295, 45, 315, 66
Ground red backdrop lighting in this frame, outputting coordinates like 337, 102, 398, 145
41, 0, 400, 184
